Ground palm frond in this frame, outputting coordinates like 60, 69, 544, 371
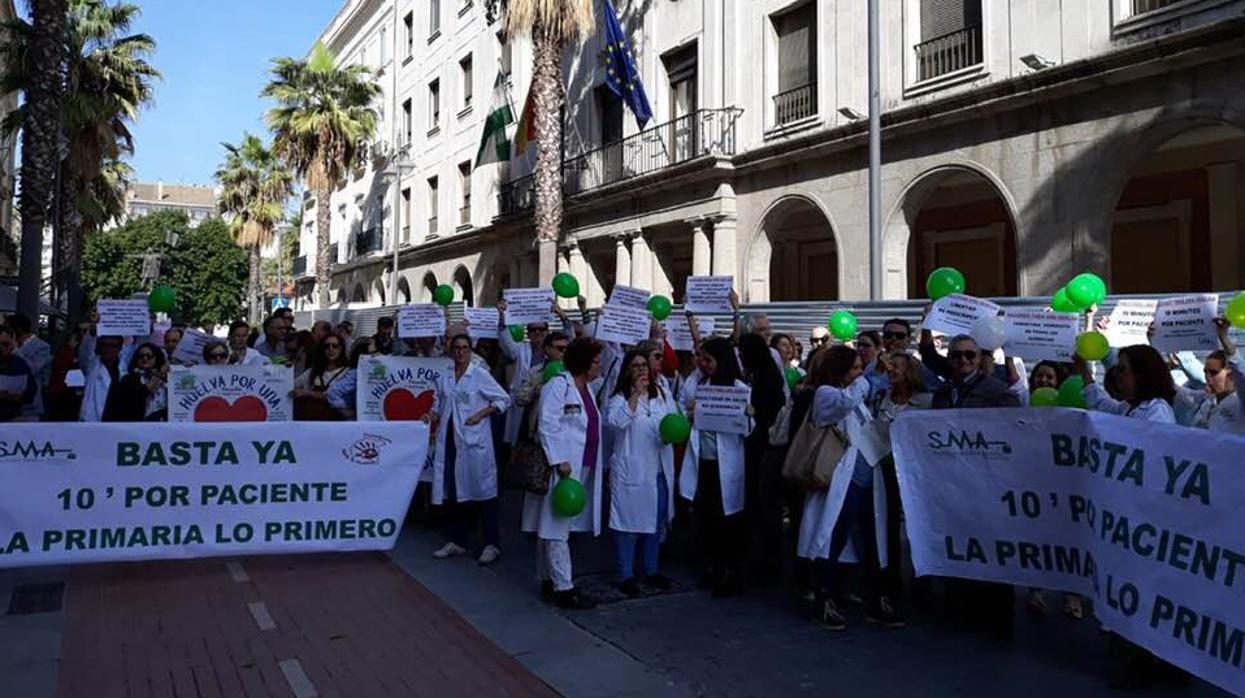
505, 0, 594, 40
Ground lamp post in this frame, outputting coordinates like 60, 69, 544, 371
867, 0, 882, 300
385, 145, 416, 306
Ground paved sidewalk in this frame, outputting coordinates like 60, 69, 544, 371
55, 553, 556, 698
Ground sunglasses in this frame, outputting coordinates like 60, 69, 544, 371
810, 336, 829, 344
207, 352, 229, 360
136, 352, 155, 360
883, 331, 909, 340
949, 350, 978, 361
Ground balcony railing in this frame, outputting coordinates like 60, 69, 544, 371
1132, 0, 1181, 13
292, 255, 308, 278
459, 204, 471, 226
773, 82, 817, 127
915, 24, 983, 82
499, 107, 742, 215
355, 228, 381, 255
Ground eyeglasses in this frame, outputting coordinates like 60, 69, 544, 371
1205, 367, 1223, 378
883, 331, 909, 340
136, 352, 155, 360
810, 336, 829, 345
949, 350, 978, 362
207, 352, 229, 360
323, 343, 342, 349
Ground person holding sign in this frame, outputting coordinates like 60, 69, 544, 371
78, 329, 134, 422
1171, 319, 1244, 434
1073, 346, 1176, 423
498, 297, 575, 445
521, 338, 606, 610
680, 337, 754, 598
101, 342, 168, 422
227, 321, 270, 367
606, 348, 678, 597
431, 334, 512, 565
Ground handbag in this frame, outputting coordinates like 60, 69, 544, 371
781, 409, 848, 490
768, 399, 793, 447
503, 399, 554, 494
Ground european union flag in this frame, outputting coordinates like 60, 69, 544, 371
601, 0, 652, 129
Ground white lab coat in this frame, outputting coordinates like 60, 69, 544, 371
500, 331, 536, 443
431, 363, 511, 505
1084, 383, 1176, 423
605, 389, 677, 534
796, 377, 890, 567
78, 335, 134, 422
677, 377, 753, 517
233, 348, 271, 366
521, 372, 604, 540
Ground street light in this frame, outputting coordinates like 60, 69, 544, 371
383, 144, 416, 307
1020, 54, 1056, 71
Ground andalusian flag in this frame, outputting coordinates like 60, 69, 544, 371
513, 86, 536, 157
475, 73, 514, 167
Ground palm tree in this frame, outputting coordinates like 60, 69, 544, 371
215, 133, 293, 321
263, 42, 379, 308
505, 0, 594, 283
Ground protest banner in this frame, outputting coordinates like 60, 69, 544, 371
891, 409, 1245, 696
594, 304, 651, 346
464, 307, 500, 339
172, 328, 218, 364
503, 288, 556, 326
1152, 294, 1220, 352
356, 355, 451, 421
608, 284, 651, 310
692, 385, 751, 435
1003, 309, 1079, 362
0, 421, 429, 567
168, 365, 293, 422
922, 294, 1002, 337
397, 303, 447, 338
96, 299, 151, 337
664, 316, 715, 352
685, 276, 734, 314
1105, 299, 1158, 348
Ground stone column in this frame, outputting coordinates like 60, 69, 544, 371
629, 230, 652, 291
614, 234, 632, 289
711, 215, 737, 280
690, 218, 712, 277
557, 245, 573, 308
567, 241, 589, 301
650, 238, 674, 300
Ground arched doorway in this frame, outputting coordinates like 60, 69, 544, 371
748, 196, 839, 302
351, 283, 366, 303
397, 277, 412, 304
1110, 124, 1245, 293
884, 167, 1018, 299
420, 272, 438, 303
373, 279, 386, 307
452, 266, 474, 307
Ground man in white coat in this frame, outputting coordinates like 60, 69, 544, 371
497, 299, 575, 445
78, 333, 134, 422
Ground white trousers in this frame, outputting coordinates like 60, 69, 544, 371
537, 539, 574, 591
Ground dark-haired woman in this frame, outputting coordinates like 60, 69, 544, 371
102, 342, 168, 421
292, 333, 349, 420
740, 332, 788, 585
606, 348, 677, 597
680, 337, 754, 598
522, 337, 606, 610
1075, 345, 1175, 423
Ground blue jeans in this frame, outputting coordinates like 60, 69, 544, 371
817, 481, 882, 598
613, 472, 669, 581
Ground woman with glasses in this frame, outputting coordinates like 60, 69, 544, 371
606, 348, 678, 597
1169, 319, 1243, 434
202, 341, 230, 365
292, 333, 350, 421
102, 342, 169, 422
431, 334, 511, 565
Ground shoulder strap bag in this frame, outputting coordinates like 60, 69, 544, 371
781, 408, 849, 491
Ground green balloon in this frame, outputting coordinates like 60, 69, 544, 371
1227, 292, 1245, 330
148, 284, 176, 313
542, 360, 565, 383
433, 284, 454, 306
828, 310, 857, 341
1075, 331, 1110, 361
551, 476, 586, 517
1066, 273, 1105, 309
1057, 376, 1087, 409
784, 366, 803, 390
508, 325, 526, 342
1051, 287, 1079, 313
1030, 387, 1059, 407
926, 267, 966, 301
659, 412, 691, 445
647, 295, 673, 321
552, 272, 580, 299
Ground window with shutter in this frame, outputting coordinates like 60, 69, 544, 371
772, 2, 816, 126
915, 0, 982, 81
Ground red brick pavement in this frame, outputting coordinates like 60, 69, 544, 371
56, 553, 559, 698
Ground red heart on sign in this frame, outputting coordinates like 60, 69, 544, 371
382, 388, 434, 421
194, 395, 269, 422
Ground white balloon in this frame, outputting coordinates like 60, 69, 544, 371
971, 316, 1008, 351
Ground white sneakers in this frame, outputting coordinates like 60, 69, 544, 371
432, 542, 502, 565
477, 545, 502, 565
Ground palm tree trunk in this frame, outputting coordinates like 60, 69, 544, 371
16, 0, 68, 320
531, 23, 563, 286
315, 184, 332, 307
59, 173, 85, 322
249, 245, 262, 322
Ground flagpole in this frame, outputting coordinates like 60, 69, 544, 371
867, 0, 882, 301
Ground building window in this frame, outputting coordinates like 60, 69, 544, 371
401, 187, 412, 243
429, 0, 441, 38
1131, 0, 1182, 14
664, 43, 698, 161
915, 0, 983, 81
428, 79, 441, 131
459, 54, 473, 110
403, 12, 414, 58
458, 162, 471, 227
402, 98, 412, 145
498, 31, 512, 80
772, 3, 817, 127
428, 176, 439, 236
379, 24, 387, 65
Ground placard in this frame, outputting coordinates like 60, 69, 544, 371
0, 421, 429, 567
608, 284, 651, 310
1152, 294, 1220, 352
356, 355, 451, 421
663, 316, 715, 352
1002, 309, 1079, 362
168, 365, 293, 422
1105, 299, 1158, 348
922, 294, 1002, 337
685, 276, 734, 314
96, 299, 151, 337
397, 304, 447, 339
464, 307, 500, 339
503, 288, 556, 326
693, 384, 751, 435
594, 305, 651, 346
172, 329, 219, 364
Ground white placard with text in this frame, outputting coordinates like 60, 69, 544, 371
1105, 299, 1158, 348
608, 284, 651, 311
503, 288, 556, 326
663, 316, 715, 352
1003, 309, 1079, 362
1151, 294, 1219, 352
685, 276, 734, 314
594, 305, 651, 346
922, 294, 1002, 337
464, 307, 500, 339
96, 300, 151, 337
397, 304, 447, 339
693, 384, 751, 435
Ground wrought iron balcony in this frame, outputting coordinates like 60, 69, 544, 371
1132, 0, 1181, 13
459, 204, 471, 227
498, 107, 742, 216
915, 24, 983, 82
355, 228, 381, 255
773, 82, 817, 127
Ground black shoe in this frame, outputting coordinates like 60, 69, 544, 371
554, 588, 598, 610
644, 573, 674, 591
540, 580, 554, 600
818, 599, 847, 631
865, 597, 907, 628
619, 578, 643, 598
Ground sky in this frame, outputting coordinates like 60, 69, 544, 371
124, 0, 343, 186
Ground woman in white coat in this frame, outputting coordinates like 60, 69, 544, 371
521, 337, 605, 610
680, 337, 754, 598
431, 334, 511, 565
1074, 345, 1176, 424
606, 348, 677, 597
796, 345, 904, 631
